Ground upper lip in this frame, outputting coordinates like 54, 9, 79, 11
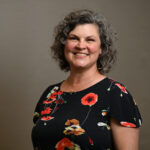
73, 52, 89, 55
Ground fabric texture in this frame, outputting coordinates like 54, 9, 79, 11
32, 77, 142, 150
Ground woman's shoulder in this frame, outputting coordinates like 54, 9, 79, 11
46, 81, 62, 91
106, 78, 137, 106
106, 78, 142, 127
106, 78, 130, 96
36, 81, 62, 103
44, 81, 62, 93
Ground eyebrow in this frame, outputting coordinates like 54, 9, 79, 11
68, 34, 97, 38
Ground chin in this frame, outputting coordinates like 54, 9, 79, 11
71, 64, 95, 71
72, 62, 88, 67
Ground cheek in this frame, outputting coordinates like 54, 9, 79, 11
88, 45, 101, 54
65, 42, 75, 52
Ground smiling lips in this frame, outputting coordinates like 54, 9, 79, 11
73, 52, 89, 57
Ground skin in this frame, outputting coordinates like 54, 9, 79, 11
62, 23, 106, 91
62, 23, 140, 149
64, 23, 102, 72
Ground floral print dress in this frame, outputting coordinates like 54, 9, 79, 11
32, 77, 142, 150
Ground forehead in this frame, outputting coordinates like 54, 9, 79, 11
69, 24, 99, 36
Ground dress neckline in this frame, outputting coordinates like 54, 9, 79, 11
58, 77, 109, 95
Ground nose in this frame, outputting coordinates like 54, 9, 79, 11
76, 39, 86, 50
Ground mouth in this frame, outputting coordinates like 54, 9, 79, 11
73, 52, 89, 57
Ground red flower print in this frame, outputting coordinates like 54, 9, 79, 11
43, 99, 56, 104
49, 92, 58, 99
41, 116, 54, 121
55, 106, 59, 110
89, 137, 94, 145
44, 89, 63, 105
115, 83, 128, 94
41, 107, 52, 115
81, 93, 98, 107
57, 90, 63, 95
55, 99, 64, 104
55, 138, 74, 150
120, 121, 136, 127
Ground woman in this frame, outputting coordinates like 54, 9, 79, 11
32, 9, 142, 150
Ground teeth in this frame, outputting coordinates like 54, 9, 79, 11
75, 53, 87, 56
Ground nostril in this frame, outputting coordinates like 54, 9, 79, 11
76, 44, 86, 50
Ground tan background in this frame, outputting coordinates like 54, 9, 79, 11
0, 0, 149, 149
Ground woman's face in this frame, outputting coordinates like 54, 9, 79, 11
64, 23, 102, 71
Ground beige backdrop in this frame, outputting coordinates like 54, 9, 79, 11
0, 0, 149, 149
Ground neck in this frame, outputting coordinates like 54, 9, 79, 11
68, 70, 101, 85
61, 66, 106, 92
68, 65, 104, 84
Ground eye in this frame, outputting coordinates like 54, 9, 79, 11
68, 37, 78, 41
87, 38, 95, 42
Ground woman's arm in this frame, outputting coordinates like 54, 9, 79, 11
110, 118, 140, 150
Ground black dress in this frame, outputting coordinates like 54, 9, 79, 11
31, 77, 142, 150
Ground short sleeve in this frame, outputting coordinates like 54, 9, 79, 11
108, 82, 142, 128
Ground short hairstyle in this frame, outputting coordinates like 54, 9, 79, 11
50, 9, 117, 74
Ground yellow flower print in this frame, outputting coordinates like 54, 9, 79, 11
64, 119, 85, 136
